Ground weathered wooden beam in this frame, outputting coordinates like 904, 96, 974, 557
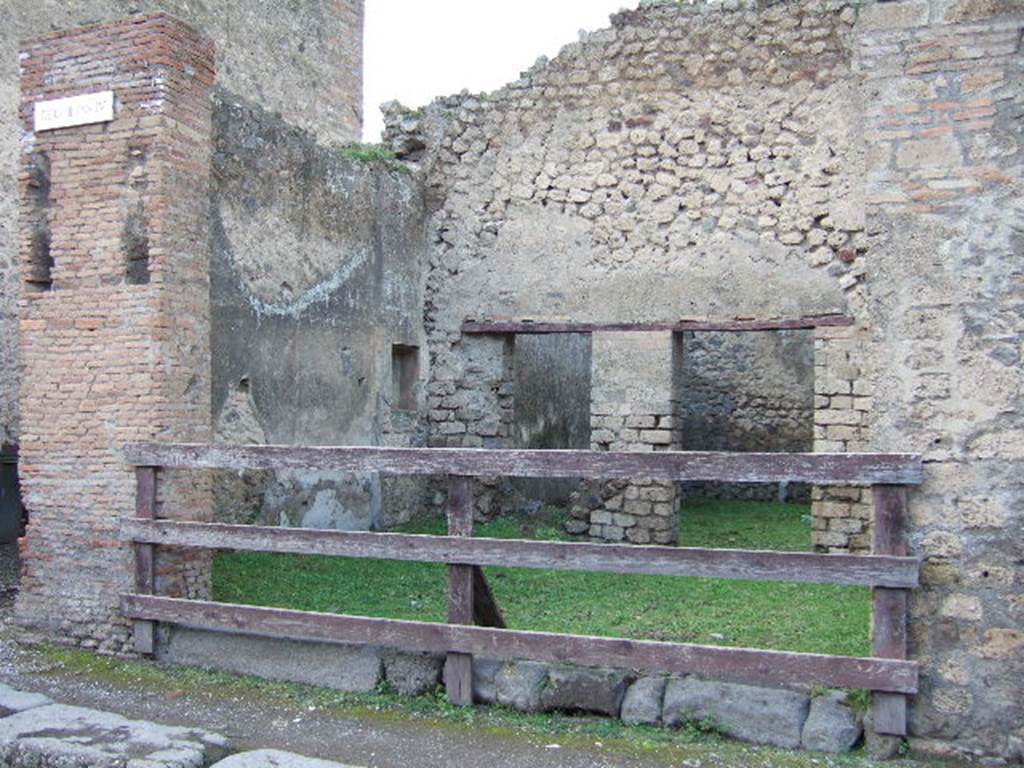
472, 567, 507, 628
120, 519, 921, 589
461, 315, 854, 335
872, 485, 910, 737
124, 443, 924, 486
120, 595, 919, 694
446, 475, 474, 706
133, 467, 157, 655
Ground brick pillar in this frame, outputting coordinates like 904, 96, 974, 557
811, 324, 873, 553
15, 15, 215, 652
568, 332, 683, 545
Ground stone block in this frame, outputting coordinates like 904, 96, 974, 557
495, 661, 549, 712
623, 500, 652, 515
0, 704, 229, 768
564, 518, 589, 535
540, 666, 632, 717
858, 0, 930, 30
161, 628, 382, 693
896, 134, 962, 170
640, 429, 673, 445
662, 678, 810, 748
621, 676, 666, 725
801, 691, 863, 753
626, 527, 651, 544
651, 502, 675, 517
383, 651, 444, 696
604, 525, 625, 541
625, 415, 657, 429
471, 658, 502, 704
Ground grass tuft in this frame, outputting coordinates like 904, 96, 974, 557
338, 143, 409, 171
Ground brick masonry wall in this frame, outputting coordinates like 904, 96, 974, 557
0, 0, 364, 459
14, 14, 215, 653
856, 0, 1023, 760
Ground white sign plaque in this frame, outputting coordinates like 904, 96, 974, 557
34, 91, 114, 132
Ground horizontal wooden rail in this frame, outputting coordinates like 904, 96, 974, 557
121, 519, 921, 589
121, 595, 919, 694
461, 315, 854, 335
124, 444, 923, 486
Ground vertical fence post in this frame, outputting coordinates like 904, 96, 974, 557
133, 466, 158, 654
872, 484, 909, 736
445, 474, 475, 705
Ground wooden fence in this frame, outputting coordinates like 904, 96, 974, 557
120, 443, 922, 736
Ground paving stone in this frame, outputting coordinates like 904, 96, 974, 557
539, 666, 631, 717
620, 676, 666, 725
662, 677, 810, 749
801, 691, 863, 753
0, 684, 52, 717
212, 749, 358, 768
383, 651, 443, 696
0, 703, 229, 768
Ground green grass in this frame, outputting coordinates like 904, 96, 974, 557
338, 142, 407, 170
213, 498, 870, 657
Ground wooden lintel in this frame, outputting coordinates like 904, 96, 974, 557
124, 444, 924, 486
120, 595, 919, 695
461, 315, 855, 335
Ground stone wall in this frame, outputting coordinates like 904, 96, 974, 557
385, 0, 858, 541
386, 0, 1024, 759
14, 15, 215, 652
0, 0, 364, 456
856, 0, 1023, 760
209, 94, 429, 530
5, 0, 1022, 761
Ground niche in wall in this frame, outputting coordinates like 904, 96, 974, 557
25, 152, 53, 292
391, 344, 420, 411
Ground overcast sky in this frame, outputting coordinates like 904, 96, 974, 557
363, 0, 632, 141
